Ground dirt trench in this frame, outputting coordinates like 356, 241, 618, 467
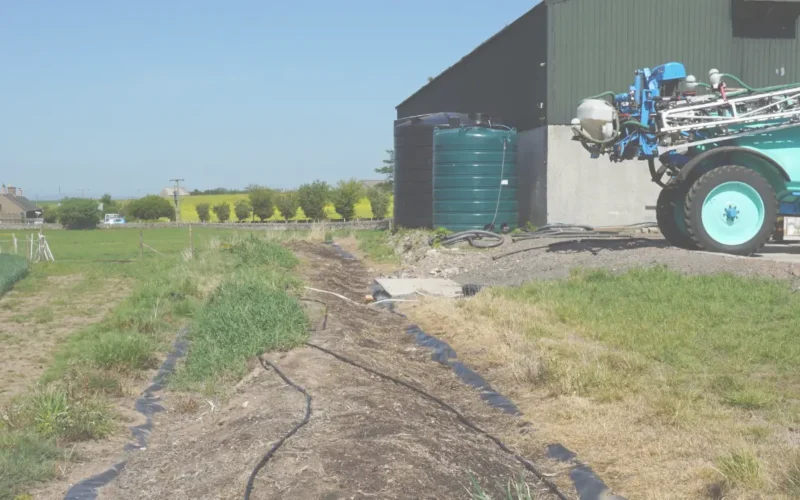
91, 242, 566, 500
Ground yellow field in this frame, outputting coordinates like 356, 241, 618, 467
172, 194, 393, 222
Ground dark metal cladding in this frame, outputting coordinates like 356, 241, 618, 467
547, 0, 800, 125
393, 112, 482, 229
395, 5, 547, 131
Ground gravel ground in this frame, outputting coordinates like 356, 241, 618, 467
384, 231, 800, 288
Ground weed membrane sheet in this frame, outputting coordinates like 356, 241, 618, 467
353, 244, 626, 500
63, 327, 189, 500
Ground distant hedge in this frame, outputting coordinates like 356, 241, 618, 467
0, 254, 28, 295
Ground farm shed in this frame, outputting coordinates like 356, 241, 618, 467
396, 0, 800, 227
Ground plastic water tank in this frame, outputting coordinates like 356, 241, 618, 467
393, 113, 484, 229
433, 126, 518, 232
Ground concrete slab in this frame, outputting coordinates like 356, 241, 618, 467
375, 278, 463, 298
695, 243, 800, 264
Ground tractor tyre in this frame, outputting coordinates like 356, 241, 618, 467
655, 184, 697, 250
684, 165, 777, 256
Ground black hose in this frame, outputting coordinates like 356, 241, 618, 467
429, 230, 505, 249
305, 342, 571, 500
243, 356, 312, 500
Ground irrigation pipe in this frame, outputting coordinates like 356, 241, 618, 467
305, 342, 571, 500
370, 298, 418, 307
243, 355, 312, 500
303, 286, 361, 306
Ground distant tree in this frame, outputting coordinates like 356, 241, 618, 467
427, 76, 434, 82
366, 186, 390, 219
234, 199, 252, 222
245, 184, 266, 192
297, 181, 330, 220
331, 179, 363, 220
99, 193, 120, 215
58, 198, 101, 229
42, 205, 59, 224
249, 188, 275, 221
195, 203, 211, 222
375, 149, 394, 189
212, 202, 231, 222
125, 195, 175, 221
274, 191, 299, 220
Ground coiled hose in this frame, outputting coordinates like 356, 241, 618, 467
429, 230, 505, 249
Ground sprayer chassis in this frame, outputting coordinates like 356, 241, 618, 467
654, 128, 800, 255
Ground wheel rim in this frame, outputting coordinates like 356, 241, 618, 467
701, 181, 765, 246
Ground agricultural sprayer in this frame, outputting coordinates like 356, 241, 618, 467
571, 62, 800, 255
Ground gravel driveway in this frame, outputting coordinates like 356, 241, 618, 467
385, 232, 800, 288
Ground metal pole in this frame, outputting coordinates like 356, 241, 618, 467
170, 178, 185, 223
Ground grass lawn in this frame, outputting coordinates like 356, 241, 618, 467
408, 266, 800, 499
0, 226, 311, 499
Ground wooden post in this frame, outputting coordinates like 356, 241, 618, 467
28, 234, 33, 262
139, 229, 144, 260
189, 224, 194, 259
12, 234, 17, 254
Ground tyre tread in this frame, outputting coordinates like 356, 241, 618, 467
684, 165, 776, 255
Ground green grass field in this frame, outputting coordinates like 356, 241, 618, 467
0, 254, 27, 295
0, 226, 312, 499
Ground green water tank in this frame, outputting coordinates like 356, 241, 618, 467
433, 126, 518, 232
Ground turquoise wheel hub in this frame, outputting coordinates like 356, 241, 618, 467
701, 181, 765, 246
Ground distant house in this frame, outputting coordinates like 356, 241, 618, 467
159, 187, 190, 198
0, 185, 42, 222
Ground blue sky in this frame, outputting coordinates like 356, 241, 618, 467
0, 1, 536, 200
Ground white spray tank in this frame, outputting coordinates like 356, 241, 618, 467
574, 99, 617, 142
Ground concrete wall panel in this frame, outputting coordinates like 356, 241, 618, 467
546, 126, 660, 227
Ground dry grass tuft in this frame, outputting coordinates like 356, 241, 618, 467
171, 395, 200, 415
403, 280, 800, 500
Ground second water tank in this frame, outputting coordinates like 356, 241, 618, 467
433, 126, 518, 232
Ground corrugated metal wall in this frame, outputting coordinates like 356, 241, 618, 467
547, 0, 800, 125
396, 5, 547, 131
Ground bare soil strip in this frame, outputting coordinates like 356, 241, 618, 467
83, 242, 568, 500
0, 275, 128, 405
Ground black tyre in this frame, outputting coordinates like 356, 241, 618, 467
656, 184, 697, 249
684, 165, 777, 256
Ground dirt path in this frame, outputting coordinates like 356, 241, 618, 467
88, 242, 566, 500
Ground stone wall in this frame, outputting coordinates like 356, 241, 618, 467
0, 220, 391, 231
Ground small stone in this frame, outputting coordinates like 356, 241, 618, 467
242, 401, 249, 408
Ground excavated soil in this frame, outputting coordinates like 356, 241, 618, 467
85, 243, 566, 500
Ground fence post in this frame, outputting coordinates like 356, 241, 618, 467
139, 229, 144, 260
189, 224, 194, 259
12, 234, 17, 254
28, 234, 33, 262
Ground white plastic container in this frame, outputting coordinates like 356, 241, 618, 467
576, 99, 617, 141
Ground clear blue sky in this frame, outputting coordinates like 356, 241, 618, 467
0, 1, 536, 200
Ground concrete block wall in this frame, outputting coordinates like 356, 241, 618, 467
545, 126, 660, 227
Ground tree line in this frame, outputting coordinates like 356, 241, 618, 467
194, 179, 390, 223
40, 179, 391, 229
